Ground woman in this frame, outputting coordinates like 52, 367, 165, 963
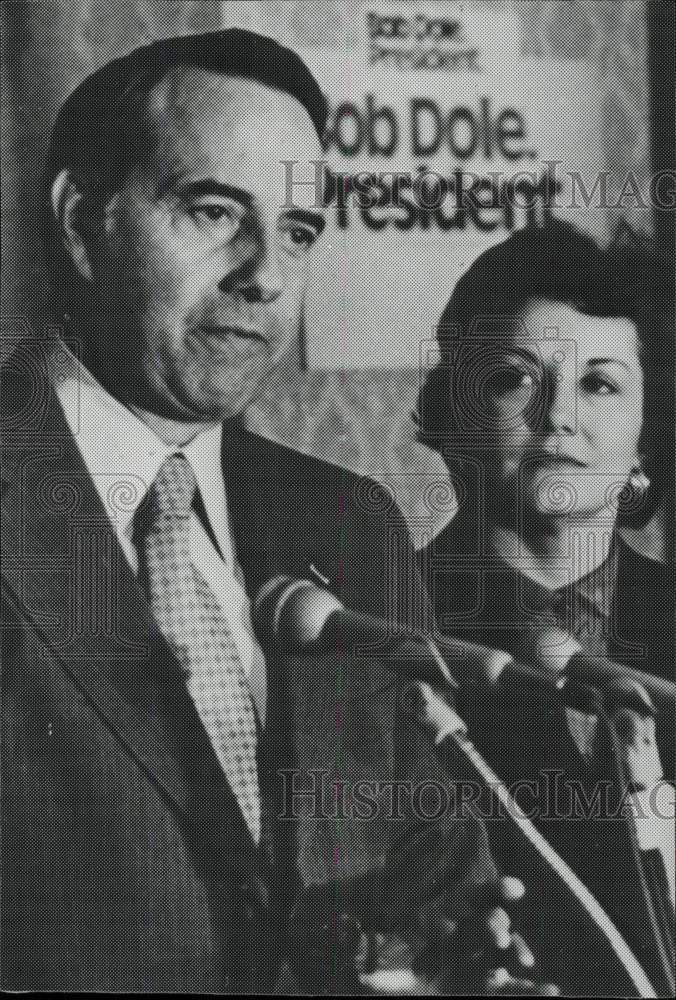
415, 221, 673, 981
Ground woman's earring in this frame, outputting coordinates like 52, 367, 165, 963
628, 464, 650, 493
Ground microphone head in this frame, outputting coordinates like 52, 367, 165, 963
252, 576, 343, 652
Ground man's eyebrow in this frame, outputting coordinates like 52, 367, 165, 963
282, 208, 326, 235
159, 176, 253, 205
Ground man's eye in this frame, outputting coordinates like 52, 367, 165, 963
279, 225, 319, 255
188, 203, 242, 234
580, 373, 618, 395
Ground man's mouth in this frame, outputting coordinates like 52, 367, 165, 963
199, 325, 267, 344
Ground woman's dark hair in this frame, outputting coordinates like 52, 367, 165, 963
41, 28, 327, 315
415, 219, 671, 527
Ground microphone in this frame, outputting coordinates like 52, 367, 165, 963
526, 626, 675, 718
252, 575, 517, 690
253, 577, 676, 716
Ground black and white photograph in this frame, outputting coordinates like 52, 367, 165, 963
1, 1, 674, 994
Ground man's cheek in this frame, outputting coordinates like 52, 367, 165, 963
128, 256, 195, 320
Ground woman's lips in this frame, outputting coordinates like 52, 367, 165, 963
529, 452, 587, 468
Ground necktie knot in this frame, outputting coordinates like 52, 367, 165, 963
135, 453, 197, 538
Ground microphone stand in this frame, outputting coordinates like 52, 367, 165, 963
399, 643, 659, 998
589, 683, 675, 997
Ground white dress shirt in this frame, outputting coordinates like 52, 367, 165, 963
47, 340, 266, 720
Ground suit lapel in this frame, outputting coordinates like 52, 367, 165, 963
220, 424, 275, 598
1, 341, 264, 885
220, 424, 384, 611
219, 426, 408, 891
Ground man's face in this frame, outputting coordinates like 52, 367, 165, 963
85, 67, 324, 422
475, 298, 644, 520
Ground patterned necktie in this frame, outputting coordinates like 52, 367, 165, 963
134, 452, 261, 842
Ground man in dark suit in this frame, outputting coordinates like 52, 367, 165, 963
1, 29, 544, 993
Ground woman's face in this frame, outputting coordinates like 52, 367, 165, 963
472, 297, 645, 520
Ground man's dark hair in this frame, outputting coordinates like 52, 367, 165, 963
42, 28, 328, 314
415, 219, 671, 525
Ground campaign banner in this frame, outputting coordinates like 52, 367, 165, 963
278, 2, 606, 368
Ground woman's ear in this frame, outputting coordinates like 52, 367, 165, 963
50, 168, 97, 282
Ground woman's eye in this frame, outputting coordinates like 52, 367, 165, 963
486, 364, 537, 397
580, 373, 618, 395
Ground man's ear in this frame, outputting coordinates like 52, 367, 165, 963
50, 168, 98, 282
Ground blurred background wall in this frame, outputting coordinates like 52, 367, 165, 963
1, 1, 671, 548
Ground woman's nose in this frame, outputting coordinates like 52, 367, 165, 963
537, 371, 577, 434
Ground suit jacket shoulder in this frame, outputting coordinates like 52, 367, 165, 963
221, 422, 425, 630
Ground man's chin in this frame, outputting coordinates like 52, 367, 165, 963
157, 367, 264, 421
171, 397, 253, 425
128, 383, 256, 438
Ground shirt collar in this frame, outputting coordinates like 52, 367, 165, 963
509, 538, 619, 622
484, 520, 619, 621
569, 538, 619, 620
47, 340, 228, 553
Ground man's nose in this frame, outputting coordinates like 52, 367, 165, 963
221, 227, 284, 304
